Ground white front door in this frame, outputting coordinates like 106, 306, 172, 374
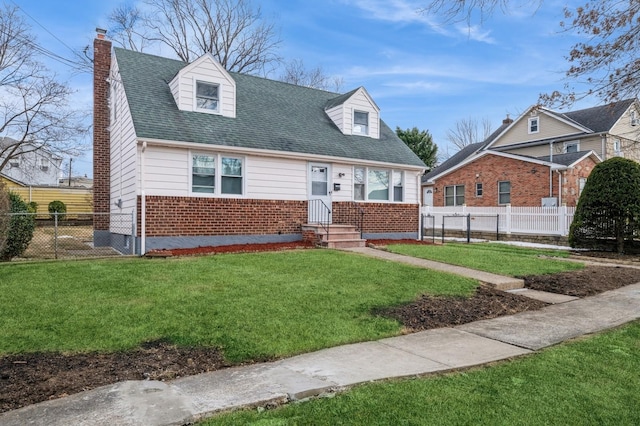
423, 186, 434, 206
308, 163, 332, 223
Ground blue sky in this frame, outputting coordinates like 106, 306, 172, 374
15, 0, 594, 177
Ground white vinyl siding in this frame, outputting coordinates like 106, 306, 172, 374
169, 54, 236, 117
500, 136, 603, 158
110, 57, 138, 224
492, 113, 585, 148
324, 87, 380, 139
143, 147, 189, 195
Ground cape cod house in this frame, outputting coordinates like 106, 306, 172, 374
93, 31, 426, 254
423, 99, 640, 207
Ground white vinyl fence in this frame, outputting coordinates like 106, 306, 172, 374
422, 205, 576, 236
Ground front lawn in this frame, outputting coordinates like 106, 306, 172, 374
0, 250, 477, 361
387, 242, 583, 276
203, 320, 640, 425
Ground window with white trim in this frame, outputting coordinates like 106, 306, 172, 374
528, 117, 539, 134
613, 139, 622, 156
498, 181, 511, 205
444, 185, 465, 206
475, 182, 483, 197
353, 167, 405, 202
192, 153, 243, 195
393, 170, 403, 202
579, 177, 587, 195
195, 81, 220, 113
353, 111, 369, 135
354, 167, 365, 200
564, 141, 579, 153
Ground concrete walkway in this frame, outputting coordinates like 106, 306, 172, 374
3, 254, 640, 425
344, 246, 525, 290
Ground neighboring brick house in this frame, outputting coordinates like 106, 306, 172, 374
423, 99, 640, 207
93, 31, 426, 254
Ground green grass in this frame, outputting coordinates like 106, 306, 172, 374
387, 242, 583, 276
0, 250, 478, 361
202, 321, 640, 425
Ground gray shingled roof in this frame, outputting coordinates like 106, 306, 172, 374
114, 48, 426, 168
535, 150, 596, 166
561, 98, 635, 132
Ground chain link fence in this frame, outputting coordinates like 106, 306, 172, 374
1, 212, 135, 261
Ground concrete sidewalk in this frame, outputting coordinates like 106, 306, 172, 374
3, 280, 640, 426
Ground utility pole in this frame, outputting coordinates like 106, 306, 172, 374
68, 158, 72, 187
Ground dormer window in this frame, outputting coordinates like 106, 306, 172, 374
528, 117, 539, 134
195, 81, 220, 113
353, 111, 369, 135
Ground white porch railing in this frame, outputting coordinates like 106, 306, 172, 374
421, 205, 576, 236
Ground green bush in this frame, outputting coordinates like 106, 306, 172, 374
28, 201, 38, 213
48, 200, 67, 221
1, 192, 36, 261
569, 157, 640, 253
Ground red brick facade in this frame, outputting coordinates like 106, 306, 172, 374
93, 34, 112, 230
138, 196, 308, 237
431, 153, 596, 207
137, 197, 419, 238
334, 202, 419, 233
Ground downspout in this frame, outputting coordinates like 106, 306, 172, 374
416, 172, 422, 240
600, 133, 607, 160
549, 140, 554, 197
557, 170, 562, 206
140, 141, 146, 255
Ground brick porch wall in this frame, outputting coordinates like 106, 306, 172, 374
333, 202, 419, 234
137, 196, 307, 237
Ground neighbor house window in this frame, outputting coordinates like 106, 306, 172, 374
498, 181, 511, 204
393, 170, 403, 202
564, 141, 580, 153
195, 81, 220, 112
528, 117, 539, 134
475, 182, 483, 197
353, 111, 369, 135
444, 185, 465, 206
613, 139, 622, 156
38, 157, 49, 171
192, 153, 243, 195
192, 154, 216, 193
579, 177, 587, 195
354, 167, 404, 202
354, 167, 365, 200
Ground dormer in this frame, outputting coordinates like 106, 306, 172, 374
169, 53, 236, 118
325, 87, 380, 139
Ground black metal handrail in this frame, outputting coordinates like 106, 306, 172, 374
308, 199, 332, 241
346, 201, 365, 239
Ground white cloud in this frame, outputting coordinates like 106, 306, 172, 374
456, 24, 496, 44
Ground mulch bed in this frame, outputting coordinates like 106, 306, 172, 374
2, 242, 640, 414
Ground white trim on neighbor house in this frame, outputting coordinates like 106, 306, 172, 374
528, 117, 539, 134
563, 140, 580, 153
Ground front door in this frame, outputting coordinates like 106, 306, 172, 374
308, 163, 332, 223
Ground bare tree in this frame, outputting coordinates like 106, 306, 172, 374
422, 1, 640, 107
280, 59, 344, 92
0, 5, 87, 175
109, 0, 282, 74
446, 117, 493, 151
108, 3, 150, 52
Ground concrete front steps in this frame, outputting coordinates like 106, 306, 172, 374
302, 224, 366, 249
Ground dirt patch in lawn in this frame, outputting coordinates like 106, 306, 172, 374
2, 241, 640, 414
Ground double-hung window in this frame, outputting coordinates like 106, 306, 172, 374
353, 111, 369, 135
444, 185, 465, 206
353, 167, 404, 202
498, 181, 511, 205
192, 154, 216, 193
528, 117, 539, 134
195, 81, 220, 113
475, 183, 483, 197
192, 153, 243, 195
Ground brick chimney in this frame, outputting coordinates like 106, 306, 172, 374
502, 114, 513, 125
93, 28, 111, 241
